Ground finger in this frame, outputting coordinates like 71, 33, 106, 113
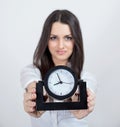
27, 87, 36, 93
24, 92, 36, 102
87, 88, 93, 96
87, 95, 95, 102
87, 100, 95, 107
25, 100, 36, 107
87, 105, 94, 113
87, 89, 96, 101
87, 89, 95, 97
26, 82, 36, 93
71, 93, 79, 102
87, 98, 95, 112
24, 104, 36, 113
23, 99, 36, 113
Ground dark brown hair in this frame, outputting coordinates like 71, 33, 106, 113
33, 9, 84, 79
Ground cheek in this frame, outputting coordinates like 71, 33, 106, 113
48, 41, 56, 53
69, 43, 74, 52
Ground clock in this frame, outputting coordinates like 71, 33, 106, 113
36, 66, 88, 111
44, 65, 78, 100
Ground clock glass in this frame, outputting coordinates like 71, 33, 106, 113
44, 66, 77, 100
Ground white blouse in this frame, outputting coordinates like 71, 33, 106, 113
20, 64, 97, 127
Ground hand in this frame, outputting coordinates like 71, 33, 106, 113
57, 73, 62, 82
23, 82, 45, 118
54, 82, 61, 85
70, 88, 96, 119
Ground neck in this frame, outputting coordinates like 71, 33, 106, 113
54, 60, 68, 66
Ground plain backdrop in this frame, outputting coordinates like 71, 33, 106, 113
0, 0, 120, 127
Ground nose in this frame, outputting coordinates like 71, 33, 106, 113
58, 39, 64, 49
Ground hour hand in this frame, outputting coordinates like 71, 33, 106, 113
53, 82, 60, 85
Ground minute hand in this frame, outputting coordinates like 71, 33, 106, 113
57, 73, 62, 82
62, 81, 73, 84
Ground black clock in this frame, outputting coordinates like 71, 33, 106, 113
36, 66, 87, 110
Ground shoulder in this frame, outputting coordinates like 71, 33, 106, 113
21, 64, 40, 74
81, 71, 98, 93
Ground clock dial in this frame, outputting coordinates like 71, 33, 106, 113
44, 66, 77, 100
48, 69, 74, 96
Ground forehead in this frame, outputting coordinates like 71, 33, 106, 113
50, 22, 71, 35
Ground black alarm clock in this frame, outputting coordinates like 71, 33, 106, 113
36, 66, 87, 110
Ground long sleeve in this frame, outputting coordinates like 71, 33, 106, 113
81, 71, 97, 93
20, 64, 42, 89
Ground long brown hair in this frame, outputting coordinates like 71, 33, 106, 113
33, 9, 84, 79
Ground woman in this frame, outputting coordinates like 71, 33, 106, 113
20, 9, 97, 127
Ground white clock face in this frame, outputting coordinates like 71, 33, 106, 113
47, 69, 75, 96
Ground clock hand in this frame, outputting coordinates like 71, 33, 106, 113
54, 81, 72, 85
62, 81, 73, 84
53, 82, 61, 85
56, 73, 62, 82
54, 82, 63, 85
53, 80, 63, 86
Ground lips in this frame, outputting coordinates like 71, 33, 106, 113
56, 50, 66, 55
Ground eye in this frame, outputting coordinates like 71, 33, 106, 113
64, 36, 73, 41
50, 36, 57, 40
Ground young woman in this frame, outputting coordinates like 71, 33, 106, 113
20, 9, 97, 127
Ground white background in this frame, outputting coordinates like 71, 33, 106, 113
0, 0, 120, 127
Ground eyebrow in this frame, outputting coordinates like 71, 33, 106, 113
50, 34, 72, 36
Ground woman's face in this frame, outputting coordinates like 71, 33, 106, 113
48, 22, 74, 66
